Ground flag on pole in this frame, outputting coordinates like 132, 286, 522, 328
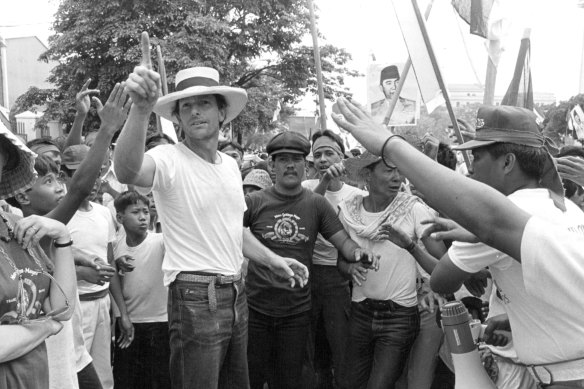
451, 0, 494, 39
391, 0, 445, 113
501, 29, 533, 110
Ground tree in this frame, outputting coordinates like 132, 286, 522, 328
29, 0, 356, 141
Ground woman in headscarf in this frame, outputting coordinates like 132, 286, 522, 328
336, 151, 446, 389
0, 126, 76, 389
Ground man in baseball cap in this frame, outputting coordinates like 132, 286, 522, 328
430, 105, 584, 386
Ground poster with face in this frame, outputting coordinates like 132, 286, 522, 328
570, 105, 584, 140
367, 63, 420, 127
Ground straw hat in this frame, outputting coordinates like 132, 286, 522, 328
0, 123, 36, 200
343, 151, 383, 185
153, 67, 247, 125
243, 169, 273, 190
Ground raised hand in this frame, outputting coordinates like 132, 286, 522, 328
421, 133, 440, 160
93, 82, 132, 133
322, 162, 346, 181
331, 97, 393, 156
124, 32, 161, 111
556, 156, 584, 187
75, 79, 100, 115
421, 216, 479, 243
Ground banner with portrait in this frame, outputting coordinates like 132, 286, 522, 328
367, 63, 420, 127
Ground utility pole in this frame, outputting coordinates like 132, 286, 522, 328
307, 0, 327, 131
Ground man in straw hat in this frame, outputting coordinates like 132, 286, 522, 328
332, 97, 584, 388
114, 32, 308, 389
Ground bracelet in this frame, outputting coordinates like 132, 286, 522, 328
54, 239, 73, 248
405, 241, 416, 253
381, 135, 406, 168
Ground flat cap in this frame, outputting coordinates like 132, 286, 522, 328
266, 132, 311, 157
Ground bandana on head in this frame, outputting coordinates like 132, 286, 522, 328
312, 136, 343, 157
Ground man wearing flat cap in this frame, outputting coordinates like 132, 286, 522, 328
244, 131, 378, 389
370, 65, 415, 126
430, 105, 584, 387
114, 33, 309, 389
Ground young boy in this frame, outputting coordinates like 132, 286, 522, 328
112, 191, 170, 389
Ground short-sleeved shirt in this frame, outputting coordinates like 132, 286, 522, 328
449, 189, 584, 364
244, 187, 344, 317
302, 179, 366, 266
339, 195, 435, 306
68, 202, 117, 295
137, 143, 246, 285
0, 214, 51, 388
114, 233, 167, 322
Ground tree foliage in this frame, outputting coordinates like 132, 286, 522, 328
19, 0, 356, 141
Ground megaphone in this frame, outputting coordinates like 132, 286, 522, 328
441, 301, 497, 389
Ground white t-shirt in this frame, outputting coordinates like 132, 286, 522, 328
114, 233, 167, 323
68, 202, 117, 295
138, 143, 246, 285
340, 199, 435, 306
302, 179, 366, 266
449, 189, 584, 364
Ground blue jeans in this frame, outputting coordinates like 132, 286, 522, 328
168, 277, 249, 389
247, 308, 311, 389
113, 321, 171, 389
338, 300, 420, 389
307, 265, 351, 385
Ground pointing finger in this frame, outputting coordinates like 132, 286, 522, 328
81, 78, 91, 91
140, 32, 152, 69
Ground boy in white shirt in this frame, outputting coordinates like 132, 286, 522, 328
112, 191, 169, 389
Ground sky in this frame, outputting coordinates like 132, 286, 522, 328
2, 0, 584, 113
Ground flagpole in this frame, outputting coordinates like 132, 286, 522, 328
307, 0, 327, 131
483, 41, 497, 105
410, 0, 471, 170
383, 0, 434, 126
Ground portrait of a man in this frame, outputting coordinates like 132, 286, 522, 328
369, 64, 418, 126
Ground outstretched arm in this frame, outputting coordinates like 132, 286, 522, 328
65, 79, 100, 148
49, 83, 130, 224
114, 32, 159, 187
332, 98, 530, 262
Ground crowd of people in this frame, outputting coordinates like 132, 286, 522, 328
1, 32, 584, 389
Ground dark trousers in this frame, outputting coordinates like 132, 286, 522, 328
168, 278, 249, 389
338, 300, 420, 389
113, 321, 170, 389
307, 265, 351, 386
77, 362, 103, 389
248, 308, 311, 389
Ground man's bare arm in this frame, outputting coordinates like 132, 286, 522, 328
332, 98, 530, 262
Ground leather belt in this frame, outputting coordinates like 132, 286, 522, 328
176, 272, 242, 313
79, 288, 109, 301
361, 298, 400, 312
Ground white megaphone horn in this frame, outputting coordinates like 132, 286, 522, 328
441, 301, 497, 389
